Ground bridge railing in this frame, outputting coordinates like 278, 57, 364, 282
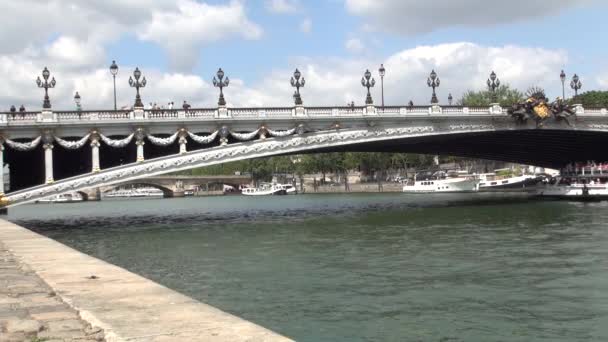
2, 104, 607, 125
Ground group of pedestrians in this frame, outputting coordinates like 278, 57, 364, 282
145, 101, 192, 111
8, 105, 27, 117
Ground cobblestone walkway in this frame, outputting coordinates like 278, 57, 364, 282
0, 242, 105, 342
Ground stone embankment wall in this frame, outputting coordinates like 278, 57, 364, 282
0, 219, 293, 342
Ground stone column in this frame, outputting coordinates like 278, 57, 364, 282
90, 133, 101, 173
179, 129, 188, 154
219, 126, 229, 146
136, 140, 145, 162
135, 129, 145, 162
43, 142, 54, 184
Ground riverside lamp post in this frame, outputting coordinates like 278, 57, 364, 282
361, 69, 375, 105
129, 67, 146, 108
290, 69, 305, 105
213, 68, 229, 106
487, 71, 500, 102
448, 93, 453, 105
110, 60, 118, 110
560, 70, 566, 99
427, 70, 440, 104
36, 67, 56, 109
379, 64, 386, 108
571, 74, 582, 97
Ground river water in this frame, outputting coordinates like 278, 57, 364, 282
7, 193, 608, 341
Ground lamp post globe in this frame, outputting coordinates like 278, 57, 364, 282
109, 60, 118, 110
560, 69, 566, 99
378, 64, 386, 108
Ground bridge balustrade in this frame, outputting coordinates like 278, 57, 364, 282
184, 108, 216, 118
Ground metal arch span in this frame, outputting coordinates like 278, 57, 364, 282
3, 125, 439, 207
4, 121, 608, 208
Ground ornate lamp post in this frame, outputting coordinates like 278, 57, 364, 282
427, 69, 440, 104
560, 70, 566, 99
448, 93, 453, 106
74, 91, 81, 111
570, 74, 582, 97
290, 69, 305, 105
379, 64, 386, 108
36, 67, 56, 109
361, 69, 375, 105
129, 67, 146, 108
110, 61, 118, 110
213, 68, 230, 106
487, 71, 500, 103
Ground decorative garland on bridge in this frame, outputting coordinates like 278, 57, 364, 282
54, 134, 91, 150
187, 131, 219, 144
4, 136, 42, 151
267, 127, 297, 137
229, 129, 261, 141
99, 133, 135, 148
147, 132, 179, 146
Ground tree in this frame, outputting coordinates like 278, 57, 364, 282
459, 84, 524, 107
572, 91, 608, 108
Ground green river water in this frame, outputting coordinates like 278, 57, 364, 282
8, 193, 608, 341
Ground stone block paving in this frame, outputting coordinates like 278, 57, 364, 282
0, 243, 105, 342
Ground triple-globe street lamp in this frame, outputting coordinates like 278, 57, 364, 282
36, 67, 56, 109
110, 60, 118, 110
571, 74, 582, 97
427, 70, 440, 104
213, 68, 230, 106
487, 71, 500, 103
361, 69, 375, 105
74, 91, 81, 111
129, 67, 147, 108
290, 69, 305, 105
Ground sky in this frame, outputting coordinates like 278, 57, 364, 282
1, 0, 607, 110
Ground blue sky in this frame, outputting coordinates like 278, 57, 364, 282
1, 0, 607, 109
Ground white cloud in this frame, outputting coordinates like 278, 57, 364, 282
598, 72, 608, 88
300, 18, 313, 33
345, 38, 365, 54
138, 0, 263, 71
0, 0, 262, 73
345, 0, 592, 34
265, 0, 299, 13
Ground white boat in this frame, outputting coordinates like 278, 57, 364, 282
478, 171, 542, 190
241, 183, 288, 196
276, 183, 298, 195
37, 192, 84, 203
402, 171, 479, 193
104, 187, 164, 198
536, 179, 608, 200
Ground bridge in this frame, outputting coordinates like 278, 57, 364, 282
82, 175, 252, 199
1, 102, 608, 208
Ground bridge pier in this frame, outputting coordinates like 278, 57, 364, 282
43, 141, 54, 183
91, 134, 100, 172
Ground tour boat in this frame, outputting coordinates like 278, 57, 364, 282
478, 171, 542, 191
536, 179, 608, 200
402, 171, 479, 193
241, 183, 288, 196
104, 187, 164, 198
37, 192, 84, 203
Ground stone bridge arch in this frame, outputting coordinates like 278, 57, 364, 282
101, 182, 175, 198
